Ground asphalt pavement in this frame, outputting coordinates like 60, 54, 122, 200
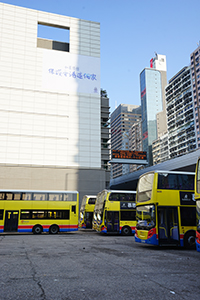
0, 229, 199, 300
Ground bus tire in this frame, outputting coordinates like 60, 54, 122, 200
184, 231, 196, 249
49, 225, 59, 234
33, 225, 43, 234
121, 226, 132, 236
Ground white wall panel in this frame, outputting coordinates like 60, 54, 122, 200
0, 3, 101, 169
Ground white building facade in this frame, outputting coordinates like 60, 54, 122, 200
0, 3, 106, 199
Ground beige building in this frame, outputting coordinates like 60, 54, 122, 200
129, 121, 143, 172
0, 3, 108, 201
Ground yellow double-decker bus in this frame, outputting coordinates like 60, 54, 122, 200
79, 195, 96, 229
92, 189, 136, 235
195, 158, 200, 252
0, 189, 79, 234
135, 171, 196, 248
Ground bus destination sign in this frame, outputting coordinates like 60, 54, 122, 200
112, 150, 147, 161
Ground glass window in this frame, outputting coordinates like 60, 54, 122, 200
22, 193, 32, 200
32, 193, 47, 201
88, 198, 96, 205
137, 173, 154, 202
20, 210, 70, 220
121, 210, 136, 221
180, 207, 196, 226
13, 193, 21, 200
58, 210, 69, 219
197, 201, 200, 230
0, 193, 5, 200
0, 210, 3, 220
136, 205, 155, 229
32, 211, 45, 218
109, 193, 135, 202
63, 193, 76, 201
178, 174, 194, 190
158, 173, 178, 189
48, 193, 63, 201
5, 193, 13, 200
21, 211, 31, 219
197, 160, 200, 194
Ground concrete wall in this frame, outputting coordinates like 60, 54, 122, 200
0, 164, 106, 208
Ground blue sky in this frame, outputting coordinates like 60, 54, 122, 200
1, 0, 200, 113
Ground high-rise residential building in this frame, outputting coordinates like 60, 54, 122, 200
110, 104, 141, 178
165, 66, 197, 158
152, 132, 169, 165
0, 3, 107, 200
101, 94, 110, 188
129, 121, 143, 172
140, 54, 167, 166
190, 45, 200, 148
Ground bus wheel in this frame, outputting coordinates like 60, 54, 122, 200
49, 225, 59, 234
121, 226, 131, 236
33, 225, 43, 234
184, 231, 196, 249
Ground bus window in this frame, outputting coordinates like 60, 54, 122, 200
0, 193, 5, 200
22, 193, 32, 200
13, 193, 21, 200
121, 211, 136, 221
178, 175, 194, 190
33, 193, 47, 201
6, 193, 13, 200
197, 160, 200, 194
180, 207, 196, 226
21, 211, 31, 219
88, 198, 96, 204
49, 193, 63, 201
137, 173, 154, 202
0, 210, 3, 219
158, 173, 178, 189
32, 211, 45, 218
63, 193, 74, 201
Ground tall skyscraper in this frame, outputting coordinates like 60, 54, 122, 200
110, 104, 141, 178
140, 54, 167, 165
190, 45, 200, 148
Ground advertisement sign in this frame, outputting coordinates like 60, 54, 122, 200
42, 49, 100, 94
112, 150, 147, 160
180, 192, 195, 205
120, 202, 136, 209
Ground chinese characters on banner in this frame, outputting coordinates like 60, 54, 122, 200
42, 50, 100, 94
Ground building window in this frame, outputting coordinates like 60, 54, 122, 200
37, 23, 70, 52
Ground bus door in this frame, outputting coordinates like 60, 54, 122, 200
4, 211, 19, 232
157, 206, 179, 245
85, 212, 93, 229
106, 211, 119, 232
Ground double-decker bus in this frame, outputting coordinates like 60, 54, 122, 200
0, 189, 79, 234
195, 158, 200, 252
92, 189, 136, 235
79, 195, 96, 229
135, 171, 196, 248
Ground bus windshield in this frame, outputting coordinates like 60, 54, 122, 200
136, 204, 155, 230
197, 160, 200, 194
137, 173, 154, 202
197, 201, 200, 231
